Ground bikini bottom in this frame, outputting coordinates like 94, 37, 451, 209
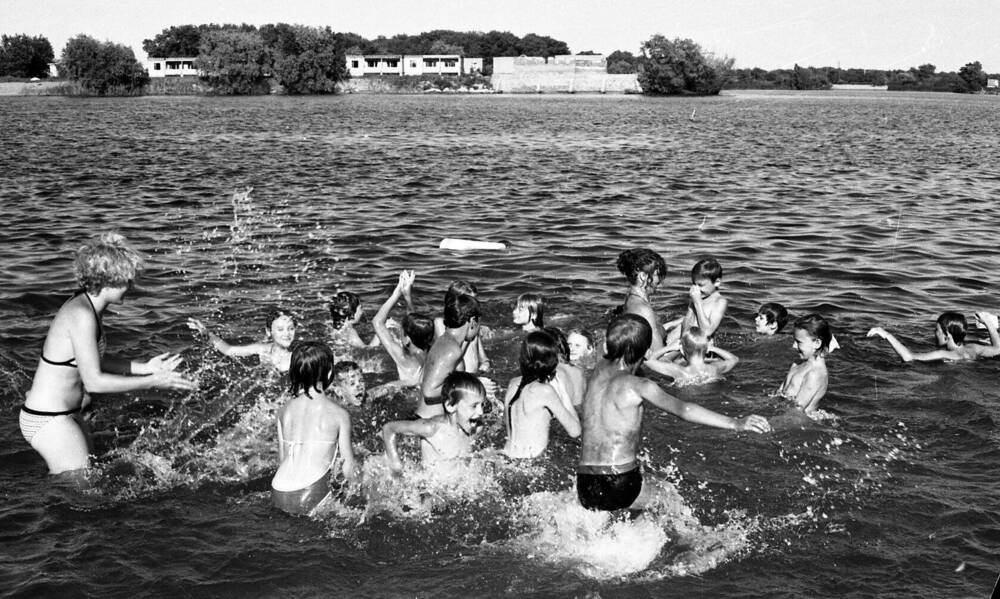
271, 472, 332, 516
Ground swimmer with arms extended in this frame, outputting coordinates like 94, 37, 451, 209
867, 311, 1000, 362
417, 292, 481, 418
187, 308, 296, 373
272, 342, 358, 516
21, 232, 197, 482
577, 314, 770, 512
382, 372, 486, 474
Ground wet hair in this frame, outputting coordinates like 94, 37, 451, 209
616, 248, 667, 286
517, 293, 545, 328
403, 312, 434, 351
288, 341, 335, 398
936, 312, 967, 344
604, 314, 652, 366
691, 258, 722, 283
793, 313, 833, 353
447, 280, 479, 298
543, 326, 570, 361
758, 302, 789, 332
441, 371, 486, 409
443, 292, 481, 328
681, 326, 709, 358
508, 331, 561, 431
75, 232, 145, 293
333, 360, 361, 379
264, 307, 296, 330
329, 291, 361, 329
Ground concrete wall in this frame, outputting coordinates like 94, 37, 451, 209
490, 54, 638, 93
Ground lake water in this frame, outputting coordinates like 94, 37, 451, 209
1, 90, 999, 598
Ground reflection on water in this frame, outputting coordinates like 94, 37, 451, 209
1, 91, 999, 597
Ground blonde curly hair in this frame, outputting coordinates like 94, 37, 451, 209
74, 232, 145, 293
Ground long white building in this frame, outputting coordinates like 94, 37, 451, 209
346, 54, 483, 77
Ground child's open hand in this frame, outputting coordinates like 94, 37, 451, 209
397, 269, 415, 291
737, 414, 771, 434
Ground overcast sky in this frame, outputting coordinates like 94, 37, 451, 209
5, 0, 999, 72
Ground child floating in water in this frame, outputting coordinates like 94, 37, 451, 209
372, 270, 434, 388
566, 327, 596, 367
272, 342, 358, 516
755, 302, 789, 336
777, 314, 837, 413
653, 326, 739, 385
329, 360, 366, 406
187, 308, 296, 373
512, 293, 544, 333
503, 331, 581, 459
665, 258, 728, 345
867, 311, 1000, 362
329, 291, 379, 351
381, 372, 487, 475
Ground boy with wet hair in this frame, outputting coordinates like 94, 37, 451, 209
867, 311, 1000, 362
382, 372, 487, 474
330, 361, 366, 406
418, 292, 482, 418
665, 257, 728, 345
577, 314, 770, 512
652, 326, 739, 384
755, 302, 789, 336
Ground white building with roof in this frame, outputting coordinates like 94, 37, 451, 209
346, 54, 482, 77
147, 57, 199, 78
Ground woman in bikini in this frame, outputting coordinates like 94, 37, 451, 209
20, 232, 197, 481
272, 341, 358, 516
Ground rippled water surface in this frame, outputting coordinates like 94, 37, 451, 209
2, 91, 1000, 598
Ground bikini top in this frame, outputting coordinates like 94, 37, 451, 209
41, 291, 105, 368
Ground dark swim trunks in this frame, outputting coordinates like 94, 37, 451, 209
576, 461, 641, 512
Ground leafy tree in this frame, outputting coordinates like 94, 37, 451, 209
637, 35, 728, 95
518, 33, 569, 57
60, 34, 149, 94
271, 25, 346, 94
606, 50, 637, 74
0, 34, 54, 78
196, 29, 270, 94
429, 39, 464, 55
143, 25, 202, 57
957, 61, 985, 93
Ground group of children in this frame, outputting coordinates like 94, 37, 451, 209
187, 248, 1000, 516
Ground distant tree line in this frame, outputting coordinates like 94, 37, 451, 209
0, 34, 54, 78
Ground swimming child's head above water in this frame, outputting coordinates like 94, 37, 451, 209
441, 371, 487, 432
332, 360, 365, 406
289, 341, 335, 398
566, 328, 595, 363
604, 314, 652, 366
681, 326, 710, 359
264, 308, 297, 349
543, 326, 570, 362
513, 293, 544, 330
329, 291, 362, 329
935, 311, 967, 346
792, 313, 834, 359
756, 302, 788, 335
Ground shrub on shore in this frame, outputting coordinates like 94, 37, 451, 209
60, 35, 149, 96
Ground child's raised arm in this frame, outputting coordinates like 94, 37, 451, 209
373, 271, 414, 367
867, 327, 952, 362
381, 418, 438, 475
707, 342, 740, 375
975, 312, 1000, 357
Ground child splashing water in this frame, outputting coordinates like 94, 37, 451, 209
776, 314, 839, 414
272, 341, 358, 516
187, 308, 296, 373
381, 372, 487, 475
372, 270, 434, 388
502, 331, 581, 459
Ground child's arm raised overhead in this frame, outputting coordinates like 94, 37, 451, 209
373, 271, 413, 367
867, 327, 954, 362
975, 312, 1000, 357
381, 418, 438, 475
707, 342, 740, 375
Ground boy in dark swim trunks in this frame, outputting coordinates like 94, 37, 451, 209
577, 314, 771, 512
